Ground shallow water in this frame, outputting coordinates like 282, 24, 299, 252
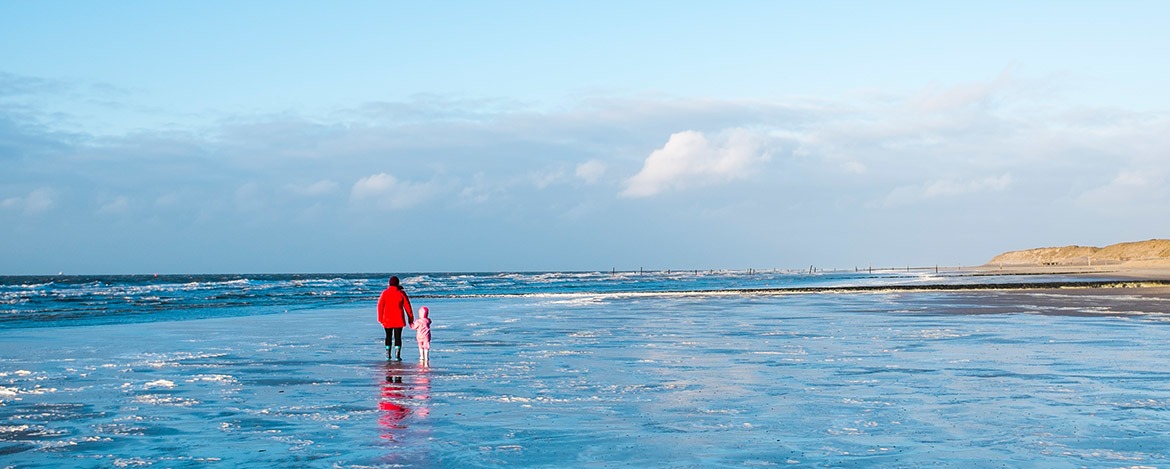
3, 290, 1170, 467
1, 270, 1121, 328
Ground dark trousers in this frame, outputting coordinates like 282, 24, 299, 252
384, 327, 403, 347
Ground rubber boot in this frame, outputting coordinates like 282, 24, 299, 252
392, 346, 402, 361
386, 346, 392, 360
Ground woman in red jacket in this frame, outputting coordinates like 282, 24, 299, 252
377, 276, 415, 360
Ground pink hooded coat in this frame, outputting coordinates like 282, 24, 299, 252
413, 306, 431, 350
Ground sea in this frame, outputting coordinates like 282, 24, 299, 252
3, 269, 1170, 467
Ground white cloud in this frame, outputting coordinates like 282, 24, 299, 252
289, 179, 338, 196
923, 174, 1013, 198
154, 192, 180, 208
841, 161, 867, 174
7, 70, 1170, 272
621, 129, 772, 198
97, 195, 130, 215
529, 169, 566, 189
234, 182, 265, 212
883, 174, 1013, 206
575, 160, 607, 184
1077, 169, 1166, 212
458, 173, 495, 205
350, 172, 436, 210
1, 188, 55, 214
352, 173, 397, 199
909, 68, 1015, 113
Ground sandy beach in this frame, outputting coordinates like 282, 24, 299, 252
6, 269, 1170, 466
974, 263, 1170, 279
968, 262, 1170, 305
7, 2, 1168, 465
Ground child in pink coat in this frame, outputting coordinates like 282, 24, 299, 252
413, 306, 432, 364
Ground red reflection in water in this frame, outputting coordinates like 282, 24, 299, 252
412, 368, 431, 418
379, 363, 431, 442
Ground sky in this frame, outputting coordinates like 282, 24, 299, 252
2, 1, 1169, 274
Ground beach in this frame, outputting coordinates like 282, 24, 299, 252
4, 269, 1170, 466
8, 2, 1169, 466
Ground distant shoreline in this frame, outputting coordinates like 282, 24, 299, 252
419, 278, 1170, 300
971, 262, 1170, 281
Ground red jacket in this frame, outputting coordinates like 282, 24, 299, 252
377, 287, 414, 328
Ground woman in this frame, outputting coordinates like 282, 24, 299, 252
377, 276, 415, 360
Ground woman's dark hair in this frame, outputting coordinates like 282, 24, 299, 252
388, 276, 400, 287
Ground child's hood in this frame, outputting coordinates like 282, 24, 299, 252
418, 306, 429, 319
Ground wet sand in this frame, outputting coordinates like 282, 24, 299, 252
971, 261, 1170, 280
963, 263, 1170, 315
6, 271, 1170, 466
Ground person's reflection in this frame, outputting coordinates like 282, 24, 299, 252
411, 363, 431, 419
379, 363, 410, 440
379, 362, 432, 442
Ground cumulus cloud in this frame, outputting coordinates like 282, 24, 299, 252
1077, 169, 1167, 212
575, 160, 607, 184
350, 172, 436, 210
1, 188, 55, 214
883, 174, 1013, 206
289, 179, 339, 196
923, 174, 1013, 198
6, 68, 1170, 272
234, 182, 265, 212
97, 195, 130, 215
621, 129, 773, 198
0, 71, 66, 98
909, 68, 1017, 113
528, 169, 566, 189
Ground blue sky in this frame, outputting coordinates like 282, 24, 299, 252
3, 1, 1169, 274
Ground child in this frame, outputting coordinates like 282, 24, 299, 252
413, 306, 432, 364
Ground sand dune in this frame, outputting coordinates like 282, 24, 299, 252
987, 239, 1170, 267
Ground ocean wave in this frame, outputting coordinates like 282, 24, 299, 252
1, 271, 1151, 329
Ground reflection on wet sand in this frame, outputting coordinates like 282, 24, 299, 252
378, 362, 431, 444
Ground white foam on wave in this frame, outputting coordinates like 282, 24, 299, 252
541, 296, 604, 307
568, 330, 608, 338
0, 424, 32, 434
14, 281, 55, 289
471, 327, 504, 337
133, 394, 199, 406
113, 456, 224, 468
0, 382, 58, 401
907, 329, 965, 339
521, 350, 591, 359
1105, 398, 1170, 409
144, 379, 175, 389
133, 351, 228, 368
113, 457, 151, 467
273, 434, 315, 451
475, 394, 590, 404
